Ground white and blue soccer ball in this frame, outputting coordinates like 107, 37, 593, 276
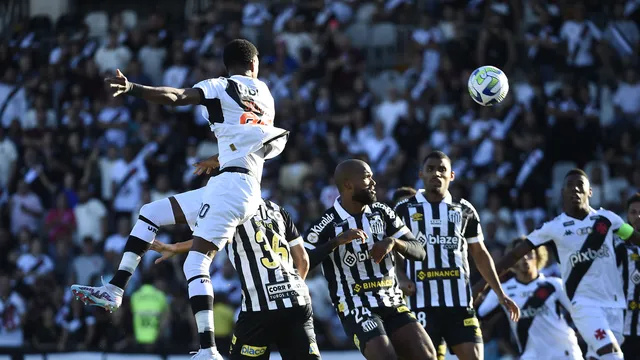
467, 65, 509, 106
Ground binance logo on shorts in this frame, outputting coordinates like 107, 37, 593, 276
241, 345, 267, 357
309, 342, 319, 355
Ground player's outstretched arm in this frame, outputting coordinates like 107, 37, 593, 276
105, 69, 203, 106
472, 240, 534, 298
372, 233, 426, 264
469, 241, 520, 321
306, 229, 367, 269
151, 240, 193, 264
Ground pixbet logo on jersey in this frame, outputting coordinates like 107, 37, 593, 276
569, 246, 610, 267
427, 234, 459, 249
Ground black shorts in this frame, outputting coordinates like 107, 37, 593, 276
623, 335, 640, 360
415, 306, 482, 350
229, 305, 320, 360
339, 304, 418, 354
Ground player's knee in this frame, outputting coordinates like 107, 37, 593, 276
138, 198, 175, 227
364, 339, 397, 360
183, 250, 212, 279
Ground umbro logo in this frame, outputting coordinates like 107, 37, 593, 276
564, 230, 573, 236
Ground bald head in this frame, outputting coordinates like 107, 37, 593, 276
335, 159, 369, 192
334, 159, 377, 205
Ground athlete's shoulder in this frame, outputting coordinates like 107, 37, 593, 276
594, 207, 623, 222
371, 202, 398, 219
542, 274, 564, 289
393, 195, 419, 212
457, 197, 480, 216
305, 208, 338, 244
502, 277, 519, 289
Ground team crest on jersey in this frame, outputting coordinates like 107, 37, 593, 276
448, 210, 462, 225
368, 215, 385, 235
307, 232, 319, 244
632, 269, 640, 285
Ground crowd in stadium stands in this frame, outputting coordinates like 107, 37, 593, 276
1, 0, 640, 358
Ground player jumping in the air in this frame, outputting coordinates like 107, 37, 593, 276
70, 39, 288, 360
304, 159, 437, 360
473, 169, 640, 360
149, 199, 321, 360
476, 239, 583, 359
394, 151, 519, 360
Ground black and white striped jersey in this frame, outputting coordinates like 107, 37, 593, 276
303, 198, 410, 316
227, 200, 310, 312
477, 274, 582, 359
394, 190, 482, 308
617, 242, 640, 337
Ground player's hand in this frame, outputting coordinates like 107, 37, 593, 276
399, 278, 416, 297
150, 240, 178, 264
335, 229, 367, 246
193, 154, 220, 175
371, 237, 396, 264
104, 69, 132, 97
499, 294, 520, 322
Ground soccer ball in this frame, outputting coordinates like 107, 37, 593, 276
467, 66, 509, 106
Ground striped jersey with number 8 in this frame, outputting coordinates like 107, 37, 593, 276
394, 191, 483, 308
227, 200, 310, 312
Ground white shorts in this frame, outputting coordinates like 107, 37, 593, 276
191, 171, 261, 249
571, 303, 624, 354
172, 187, 206, 230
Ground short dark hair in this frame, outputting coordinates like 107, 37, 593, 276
422, 151, 450, 165
223, 39, 258, 72
565, 168, 588, 180
392, 187, 417, 205
627, 193, 640, 209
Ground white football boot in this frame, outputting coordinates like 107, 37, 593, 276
70, 277, 122, 313
189, 348, 225, 360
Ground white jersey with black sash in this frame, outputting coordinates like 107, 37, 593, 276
477, 274, 582, 358
303, 198, 410, 316
227, 200, 310, 312
527, 208, 627, 309
394, 190, 482, 308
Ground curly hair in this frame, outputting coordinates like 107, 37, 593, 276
223, 39, 259, 72
506, 237, 549, 270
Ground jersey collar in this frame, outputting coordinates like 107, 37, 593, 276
333, 196, 371, 220
415, 189, 453, 204
560, 207, 597, 222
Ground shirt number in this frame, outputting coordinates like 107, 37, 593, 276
240, 112, 273, 126
255, 230, 289, 269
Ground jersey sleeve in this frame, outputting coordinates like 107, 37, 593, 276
303, 214, 333, 251
604, 210, 633, 241
477, 288, 501, 319
462, 200, 483, 243
193, 77, 226, 101
377, 203, 410, 239
281, 208, 302, 247
527, 221, 554, 247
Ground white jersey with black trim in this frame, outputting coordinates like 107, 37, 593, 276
527, 208, 627, 308
193, 75, 289, 175
477, 274, 582, 359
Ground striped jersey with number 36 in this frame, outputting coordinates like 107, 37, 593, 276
617, 241, 640, 336
303, 198, 410, 316
226, 200, 310, 312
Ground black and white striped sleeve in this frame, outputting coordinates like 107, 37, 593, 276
281, 208, 302, 247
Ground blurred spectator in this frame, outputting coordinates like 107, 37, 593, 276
94, 31, 133, 75
16, 238, 54, 288
73, 186, 108, 245
0, 127, 17, 189
72, 238, 105, 286
9, 180, 43, 236
56, 295, 96, 351
130, 276, 169, 349
0, 274, 26, 347
139, 32, 167, 86
44, 193, 76, 245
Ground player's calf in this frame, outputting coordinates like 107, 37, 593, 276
390, 321, 437, 360
184, 237, 220, 354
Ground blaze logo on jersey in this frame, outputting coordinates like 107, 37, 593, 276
631, 269, 640, 285
343, 251, 357, 267
569, 245, 610, 267
594, 329, 606, 340
416, 232, 427, 246
427, 234, 459, 249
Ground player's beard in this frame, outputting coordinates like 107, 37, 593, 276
352, 187, 376, 205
